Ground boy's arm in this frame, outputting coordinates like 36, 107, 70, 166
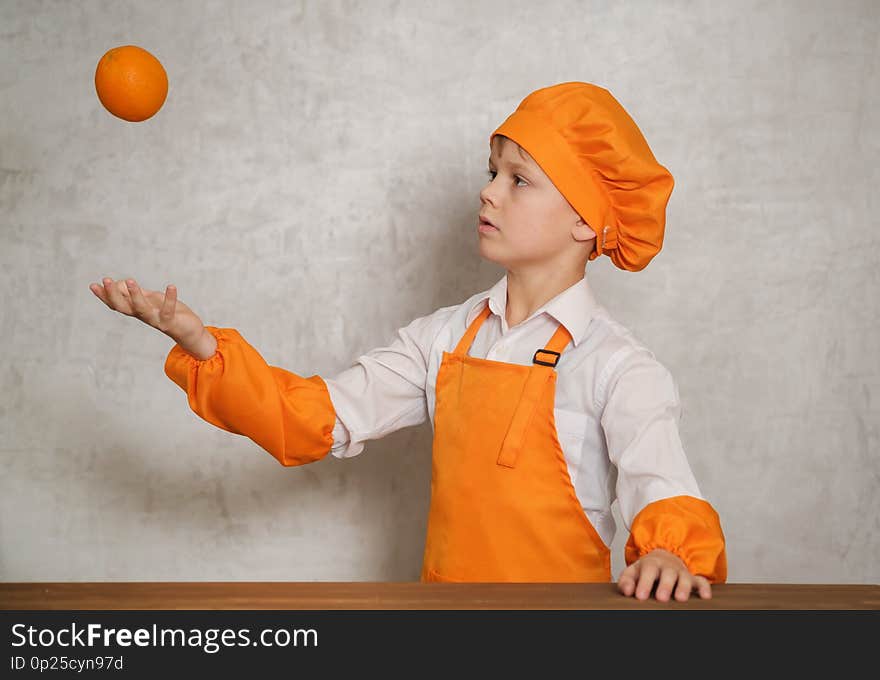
164, 326, 336, 467
599, 349, 727, 583
320, 312, 437, 459
165, 309, 439, 466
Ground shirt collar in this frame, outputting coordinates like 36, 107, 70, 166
466, 273, 599, 347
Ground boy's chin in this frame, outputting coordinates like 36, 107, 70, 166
476, 245, 505, 267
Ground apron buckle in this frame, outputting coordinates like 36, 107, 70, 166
532, 349, 561, 367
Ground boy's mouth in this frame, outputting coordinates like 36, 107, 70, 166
479, 215, 499, 229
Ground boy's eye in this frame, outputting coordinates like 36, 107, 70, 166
486, 170, 527, 186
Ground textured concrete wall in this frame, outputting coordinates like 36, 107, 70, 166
1, 0, 877, 584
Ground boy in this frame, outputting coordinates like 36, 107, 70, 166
90, 81, 726, 601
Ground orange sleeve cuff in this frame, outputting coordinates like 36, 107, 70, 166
164, 326, 336, 467
624, 495, 728, 583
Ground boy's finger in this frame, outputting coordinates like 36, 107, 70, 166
635, 562, 659, 600
694, 575, 712, 599
655, 567, 679, 602
617, 563, 640, 596
102, 278, 129, 312
159, 284, 177, 323
90, 283, 111, 307
673, 572, 694, 602
125, 279, 148, 318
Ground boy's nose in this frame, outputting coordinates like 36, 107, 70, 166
479, 184, 496, 205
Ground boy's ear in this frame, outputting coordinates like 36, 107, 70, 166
573, 218, 597, 243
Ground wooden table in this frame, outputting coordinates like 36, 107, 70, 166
2, 582, 877, 609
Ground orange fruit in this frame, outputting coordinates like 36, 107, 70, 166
94, 45, 168, 122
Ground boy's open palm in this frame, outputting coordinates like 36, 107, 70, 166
89, 277, 205, 349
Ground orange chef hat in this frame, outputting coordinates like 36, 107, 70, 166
490, 81, 675, 272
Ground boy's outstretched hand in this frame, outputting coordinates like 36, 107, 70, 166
617, 548, 712, 602
89, 277, 213, 359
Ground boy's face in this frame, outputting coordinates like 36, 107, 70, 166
478, 136, 596, 272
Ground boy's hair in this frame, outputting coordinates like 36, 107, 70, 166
493, 134, 530, 161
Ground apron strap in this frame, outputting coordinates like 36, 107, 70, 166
496, 368, 554, 468
533, 323, 573, 367
452, 304, 574, 469
453, 303, 492, 356
499, 323, 573, 468
455, 303, 574, 366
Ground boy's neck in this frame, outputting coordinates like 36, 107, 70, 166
505, 266, 586, 329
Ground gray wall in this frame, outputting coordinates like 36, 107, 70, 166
1, 0, 877, 584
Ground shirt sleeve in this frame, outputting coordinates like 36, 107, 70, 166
164, 326, 336, 467
323, 309, 443, 459
598, 348, 727, 581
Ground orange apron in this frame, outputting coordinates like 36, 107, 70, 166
421, 304, 611, 582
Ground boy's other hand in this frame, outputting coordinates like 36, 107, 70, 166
89, 277, 208, 354
617, 548, 712, 602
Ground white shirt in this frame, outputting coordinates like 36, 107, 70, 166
323, 273, 704, 548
